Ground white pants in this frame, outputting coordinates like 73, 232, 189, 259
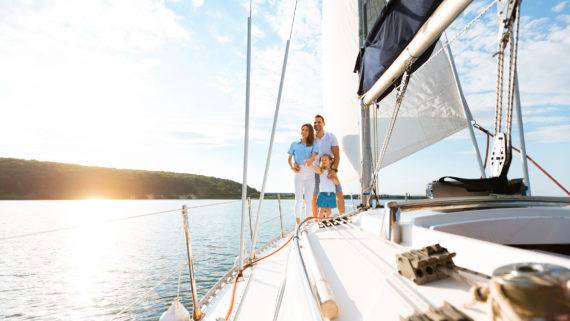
294, 165, 315, 219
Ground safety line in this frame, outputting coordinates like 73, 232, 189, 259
0, 200, 240, 241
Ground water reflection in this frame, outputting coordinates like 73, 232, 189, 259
0, 199, 296, 320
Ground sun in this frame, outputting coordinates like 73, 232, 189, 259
83, 197, 108, 201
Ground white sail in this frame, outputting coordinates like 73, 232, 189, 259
323, 1, 468, 179
322, 0, 366, 183
374, 41, 468, 169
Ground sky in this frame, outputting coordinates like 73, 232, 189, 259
0, 0, 568, 197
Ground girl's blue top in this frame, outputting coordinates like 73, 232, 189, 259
288, 141, 318, 165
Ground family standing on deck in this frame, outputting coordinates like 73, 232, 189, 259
287, 115, 345, 224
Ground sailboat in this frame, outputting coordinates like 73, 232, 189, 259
172, 0, 570, 320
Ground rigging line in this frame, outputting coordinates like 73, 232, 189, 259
495, 32, 508, 135
194, 234, 241, 261
110, 265, 184, 321
194, 216, 287, 262
484, 130, 490, 169
369, 64, 412, 193
419, 0, 499, 72
260, 215, 281, 226
176, 225, 185, 301
0, 200, 241, 241
505, 3, 521, 139
288, 0, 299, 41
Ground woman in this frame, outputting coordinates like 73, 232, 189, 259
287, 123, 318, 224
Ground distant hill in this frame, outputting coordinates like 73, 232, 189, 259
0, 158, 259, 200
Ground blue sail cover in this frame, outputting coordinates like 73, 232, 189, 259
355, 0, 442, 100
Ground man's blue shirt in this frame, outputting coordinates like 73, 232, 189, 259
288, 141, 318, 165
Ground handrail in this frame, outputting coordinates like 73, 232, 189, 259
292, 216, 344, 321
299, 228, 339, 319
293, 229, 326, 321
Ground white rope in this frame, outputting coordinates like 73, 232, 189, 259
505, 3, 521, 139
368, 64, 412, 193
494, 33, 508, 135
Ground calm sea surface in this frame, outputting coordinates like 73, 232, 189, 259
0, 199, 333, 320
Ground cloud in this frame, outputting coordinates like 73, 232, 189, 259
527, 125, 570, 143
0, 0, 190, 54
212, 28, 230, 43
523, 107, 559, 115
524, 116, 569, 124
192, 0, 204, 8
552, 1, 568, 13
447, 0, 570, 130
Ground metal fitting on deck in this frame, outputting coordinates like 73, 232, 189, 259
396, 244, 456, 285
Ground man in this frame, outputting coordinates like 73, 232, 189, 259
312, 114, 345, 216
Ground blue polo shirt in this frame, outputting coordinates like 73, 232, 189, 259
288, 141, 318, 166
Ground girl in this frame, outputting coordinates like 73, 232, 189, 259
288, 123, 318, 224
308, 154, 339, 218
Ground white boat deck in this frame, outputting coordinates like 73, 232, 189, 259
199, 236, 292, 321
199, 205, 570, 321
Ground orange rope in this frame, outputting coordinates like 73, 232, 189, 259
224, 234, 294, 320
223, 215, 334, 320
225, 269, 241, 321
474, 124, 570, 196
250, 234, 294, 266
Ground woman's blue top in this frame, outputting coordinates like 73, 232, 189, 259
288, 141, 318, 165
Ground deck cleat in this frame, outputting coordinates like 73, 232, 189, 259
396, 244, 456, 285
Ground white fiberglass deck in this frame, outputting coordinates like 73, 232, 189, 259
199, 205, 570, 321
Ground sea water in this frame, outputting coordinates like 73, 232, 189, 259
0, 199, 311, 320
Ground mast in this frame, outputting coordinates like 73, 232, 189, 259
358, 0, 373, 208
